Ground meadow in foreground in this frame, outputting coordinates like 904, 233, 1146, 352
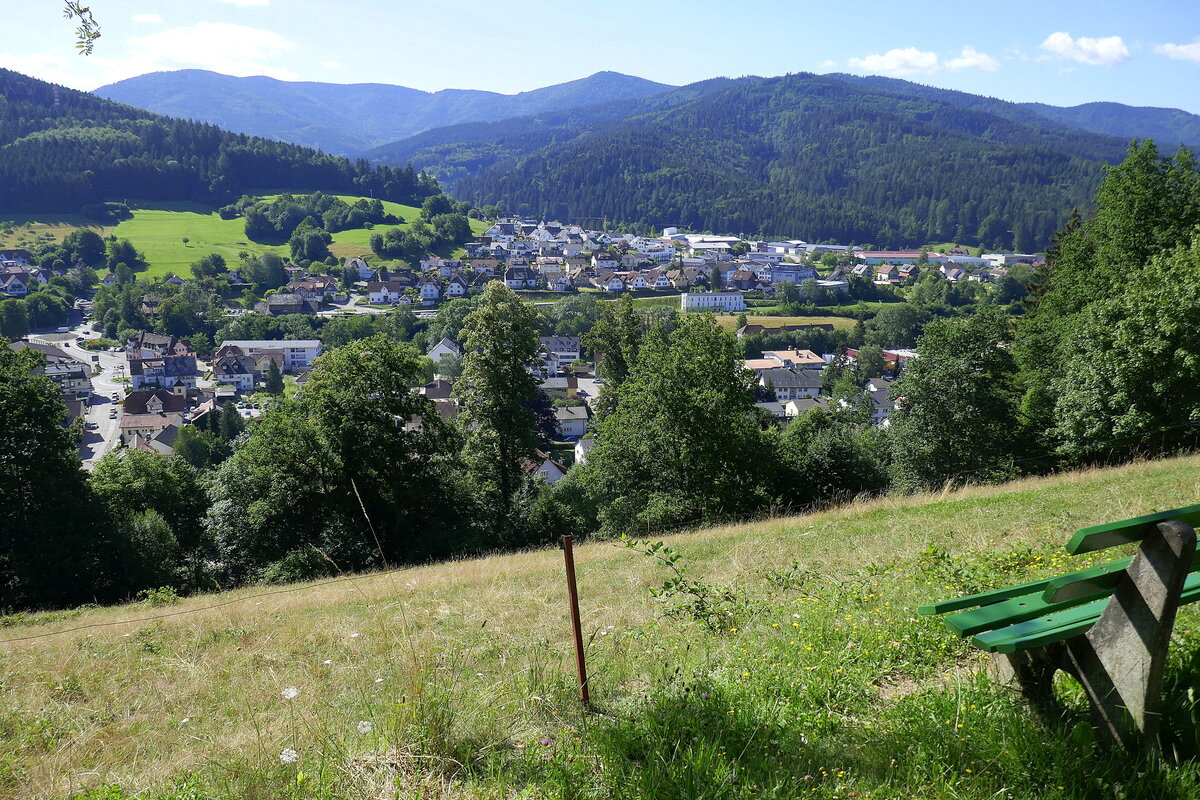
4, 455, 1200, 799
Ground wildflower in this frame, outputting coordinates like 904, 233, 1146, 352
281, 686, 299, 700
279, 748, 299, 764
540, 736, 553, 746
350, 632, 361, 638
322, 659, 332, 665
356, 720, 373, 734
374, 677, 384, 684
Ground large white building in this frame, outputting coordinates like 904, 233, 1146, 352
680, 292, 747, 312
220, 340, 322, 373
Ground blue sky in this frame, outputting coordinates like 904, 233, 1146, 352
5, 0, 1199, 113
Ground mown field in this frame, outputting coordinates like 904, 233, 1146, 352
3, 196, 488, 281
0, 214, 114, 251
714, 314, 856, 331
5, 455, 1200, 799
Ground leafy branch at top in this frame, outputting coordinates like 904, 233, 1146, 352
63, 2, 101, 54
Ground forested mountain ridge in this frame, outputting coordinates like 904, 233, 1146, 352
0, 69, 440, 213
438, 72, 1133, 249
831, 74, 1200, 150
361, 76, 759, 183
93, 69, 674, 155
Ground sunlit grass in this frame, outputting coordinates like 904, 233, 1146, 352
4, 455, 1200, 798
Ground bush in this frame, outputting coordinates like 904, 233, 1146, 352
255, 547, 336, 586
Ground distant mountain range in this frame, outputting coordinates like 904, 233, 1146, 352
0, 69, 438, 214
75, 69, 1200, 247
93, 70, 673, 155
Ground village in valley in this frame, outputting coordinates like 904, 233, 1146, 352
2, 214, 1042, 480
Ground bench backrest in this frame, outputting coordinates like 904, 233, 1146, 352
1066, 503, 1200, 554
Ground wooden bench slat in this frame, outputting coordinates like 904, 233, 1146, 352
1065, 504, 1200, 554
1041, 557, 1133, 603
944, 583, 1112, 637
971, 572, 1200, 654
919, 553, 1140, 617
917, 576, 1057, 616
1043, 550, 1200, 603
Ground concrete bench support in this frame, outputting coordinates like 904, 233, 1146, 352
997, 520, 1197, 755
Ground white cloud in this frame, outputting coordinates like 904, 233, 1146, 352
1039, 32, 1129, 66
1155, 38, 1200, 65
945, 46, 999, 72
846, 46, 999, 76
126, 22, 297, 80
323, 61, 343, 69
848, 47, 939, 76
131, 13, 162, 24
216, 0, 270, 5
818, 59, 838, 69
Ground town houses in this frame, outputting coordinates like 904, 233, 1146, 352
374, 217, 1030, 310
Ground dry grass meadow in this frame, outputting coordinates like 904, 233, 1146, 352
5, 455, 1200, 799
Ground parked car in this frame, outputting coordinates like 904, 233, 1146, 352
108, 409, 117, 419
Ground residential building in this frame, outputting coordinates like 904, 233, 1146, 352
527, 450, 568, 483
427, 338, 461, 364
680, 292, 747, 312
10, 341, 92, 401
574, 437, 597, 466
212, 348, 258, 392
758, 367, 822, 402
219, 340, 322, 372
539, 336, 582, 363
554, 405, 590, 439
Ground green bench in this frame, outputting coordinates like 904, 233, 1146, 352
920, 504, 1200, 754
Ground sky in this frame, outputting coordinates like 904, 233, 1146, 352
4, 0, 1200, 113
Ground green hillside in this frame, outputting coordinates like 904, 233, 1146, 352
3, 196, 488, 279
5, 455, 1200, 799
392, 72, 1132, 249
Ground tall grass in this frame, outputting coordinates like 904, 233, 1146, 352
4, 455, 1200, 798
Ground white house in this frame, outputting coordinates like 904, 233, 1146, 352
758, 367, 822, 402
574, 437, 597, 465
367, 281, 406, 304
221, 340, 322, 372
554, 405, 589, 439
540, 336, 582, 362
345, 256, 374, 281
528, 450, 568, 483
418, 277, 442, 302
428, 338, 461, 363
680, 292, 746, 312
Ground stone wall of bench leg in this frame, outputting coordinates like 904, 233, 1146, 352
995, 520, 1197, 756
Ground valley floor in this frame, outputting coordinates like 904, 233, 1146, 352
5, 456, 1200, 799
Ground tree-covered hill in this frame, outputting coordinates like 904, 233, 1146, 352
433, 72, 1132, 248
93, 69, 674, 155
831, 74, 1200, 151
361, 76, 757, 184
0, 69, 439, 214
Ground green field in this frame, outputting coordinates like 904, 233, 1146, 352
715, 314, 856, 330
110, 203, 287, 279
0, 213, 114, 251
5, 195, 488, 281
5, 455, 1200, 798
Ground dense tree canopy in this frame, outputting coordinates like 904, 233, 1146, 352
0, 68, 440, 213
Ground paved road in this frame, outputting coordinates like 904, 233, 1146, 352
35, 322, 128, 468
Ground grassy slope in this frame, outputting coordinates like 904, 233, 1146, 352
0, 214, 114, 250
6, 197, 488, 281
4, 456, 1200, 799
715, 314, 856, 331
